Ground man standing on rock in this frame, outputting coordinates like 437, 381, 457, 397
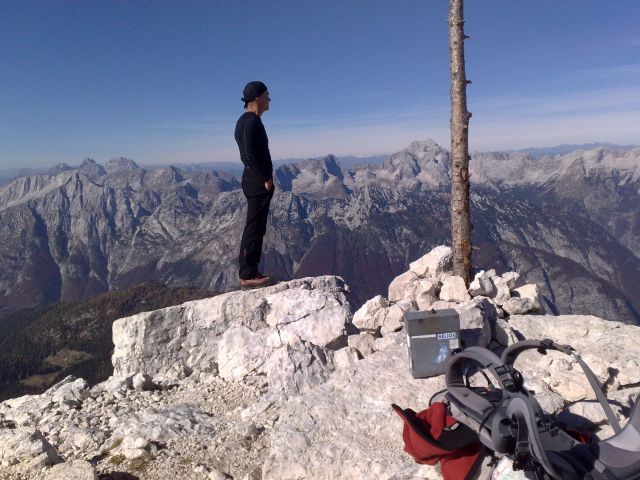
234, 81, 276, 289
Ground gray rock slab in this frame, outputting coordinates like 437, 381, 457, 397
112, 276, 351, 378
508, 315, 640, 402
43, 459, 98, 480
262, 342, 444, 480
0, 428, 62, 472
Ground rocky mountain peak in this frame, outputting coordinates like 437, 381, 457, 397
145, 165, 186, 186
276, 155, 349, 199
294, 154, 343, 178
0, 140, 639, 324
381, 139, 450, 188
46, 163, 74, 176
105, 157, 140, 173
406, 138, 447, 154
563, 147, 640, 181
78, 158, 106, 178
1, 248, 638, 479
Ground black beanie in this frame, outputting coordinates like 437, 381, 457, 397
242, 81, 267, 107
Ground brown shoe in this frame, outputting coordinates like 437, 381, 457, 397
239, 275, 275, 290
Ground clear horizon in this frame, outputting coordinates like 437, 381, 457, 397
2, 0, 639, 169
1, 139, 637, 174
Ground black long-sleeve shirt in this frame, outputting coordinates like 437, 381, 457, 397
234, 112, 273, 183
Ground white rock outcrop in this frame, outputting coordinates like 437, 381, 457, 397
1, 247, 639, 480
468, 270, 497, 297
43, 459, 97, 480
111, 275, 350, 380
414, 278, 439, 310
513, 283, 542, 311
409, 245, 452, 279
440, 275, 472, 303
388, 270, 419, 303
352, 295, 389, 331
502, 271, 521, 289
0, 428, 62, 472
262, 340, 445, 480
503, 296, 535, 315
217, 325, 270, 380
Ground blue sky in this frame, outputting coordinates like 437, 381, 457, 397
1, 0, 639, 169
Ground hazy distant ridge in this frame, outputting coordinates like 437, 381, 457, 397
1, 140, 639, 324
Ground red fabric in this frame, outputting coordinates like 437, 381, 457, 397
394, 402, 484, 480
564, 427, 593, 445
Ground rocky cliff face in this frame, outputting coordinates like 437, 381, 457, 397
1, 247, 638, 479
1, 142, 639, 323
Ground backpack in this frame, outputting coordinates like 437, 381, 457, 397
394, 339, 640, 479
444, 339, 640, 479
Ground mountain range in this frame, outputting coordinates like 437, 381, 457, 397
0, 140, 638, 324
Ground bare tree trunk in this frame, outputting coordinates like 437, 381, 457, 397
449, 0, 472, 284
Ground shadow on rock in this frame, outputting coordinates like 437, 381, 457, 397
98, 472, 140, 480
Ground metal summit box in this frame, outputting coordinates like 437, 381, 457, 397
404, 309, 461, 379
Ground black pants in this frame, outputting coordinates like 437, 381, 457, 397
239, 186, 274, 280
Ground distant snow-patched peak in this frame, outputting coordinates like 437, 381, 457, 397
78, 158, 106, 178
274, 155, 350, 199
105, 157, 140, 173
515, 142, 638, 158
470, 147, 640, 187
47, 162, 74, 176
380, 139, 450, 188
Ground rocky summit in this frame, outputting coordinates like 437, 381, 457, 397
1, 246, 639, 480
1, 141, 640, 323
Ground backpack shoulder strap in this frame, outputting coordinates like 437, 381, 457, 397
501, 339, 622, 434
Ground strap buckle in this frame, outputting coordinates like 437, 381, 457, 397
494, 364, 522, 392
537, 338, 554, 354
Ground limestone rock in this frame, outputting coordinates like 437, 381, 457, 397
548, 368, 595, 402
262, 343, 446, 480
374, 331, 406, 352
439, 276, 471, 303
381, 299, 414, 335
265, 284, 350, 347
429, 300, 459, 310
0, 428, 62, 472
352, 295, 389, 331
104, 403, 218, 459
409, 245, 453, 279
132, 373, 160, 391
0, 376, 87, 427
502, 272, 521, 289
502, 297, 535, 315
347, 332, 377, 357
468, 270, 497, 297
50, 376, 89, 408
218, 326, 270, 380
567, 401, 625, 428
264, 340, 335, 397
521, 374, 566, 415
334, 346, 361, 370
208, 468, 229, 480
492, 277, 512, 306
388, 270, 419, 303
618, 359, 640, 386
414, 279, 439, 310
2, 267, 640, 480
492, 318, 520, 346
112, 276, 350, 378
43, 459, 98, 480
513, 284, 542, 311
456, 298, 494, 347
508, 315, 640, 399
